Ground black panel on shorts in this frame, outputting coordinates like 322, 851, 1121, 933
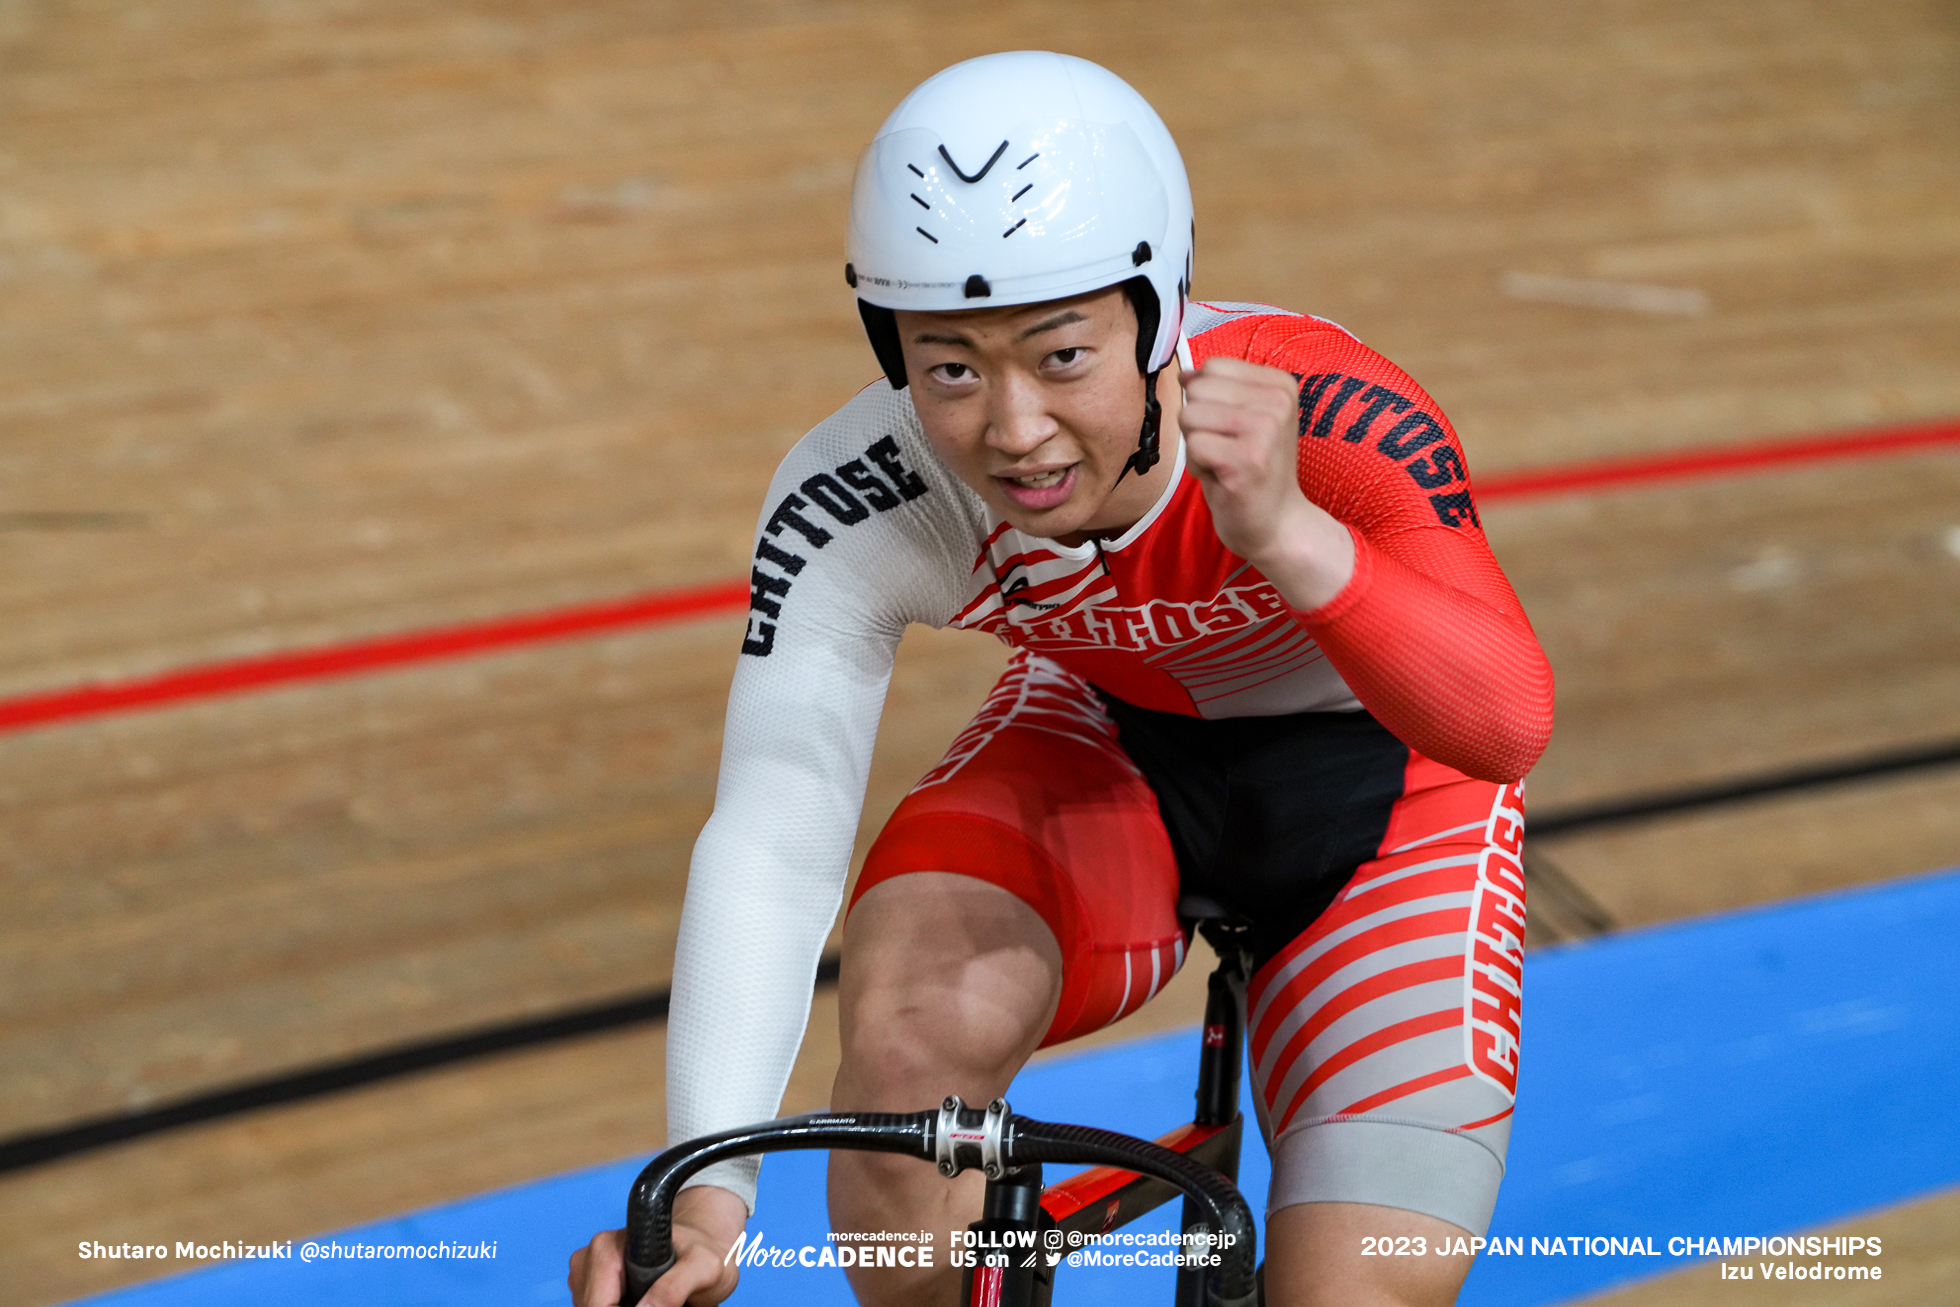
1097, 694, 1411, 972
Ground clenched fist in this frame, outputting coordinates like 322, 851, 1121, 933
1177, 357, 1355, 611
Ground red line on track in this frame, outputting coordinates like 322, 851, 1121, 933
1476, 417, 1960, 501
2, 418, 1954, 736
0, 579, 749, 735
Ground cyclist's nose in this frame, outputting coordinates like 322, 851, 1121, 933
983, 371, 1060, 457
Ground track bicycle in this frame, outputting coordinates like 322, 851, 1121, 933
621, 905, 1264, 1307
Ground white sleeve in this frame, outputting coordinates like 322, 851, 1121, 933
664, 386, 984, 1208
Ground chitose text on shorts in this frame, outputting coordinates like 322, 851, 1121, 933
851, 652, 1527, 1236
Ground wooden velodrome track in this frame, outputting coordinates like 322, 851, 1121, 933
3, 2, 1957, 1303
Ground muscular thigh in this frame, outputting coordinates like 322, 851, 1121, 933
850, 652, 1187, 1048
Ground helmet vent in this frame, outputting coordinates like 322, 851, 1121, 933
916, 227, 939, 244
1011, 183, 1032, 202
907, 163, 925, 178
1132, 241, 1152, 266
1003, 218, 1027, 239
963, 274, 991, 298
910, 193, 930, 209
938, 140, 1008, 184
1016, 153, 1039, 170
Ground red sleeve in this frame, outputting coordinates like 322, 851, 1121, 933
1196, 312, 1554, 782
1301, 525, 1554, 783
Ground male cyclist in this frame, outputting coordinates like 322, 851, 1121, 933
573, 51, 1550, 1307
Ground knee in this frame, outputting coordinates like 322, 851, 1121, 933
837, 965, 1049, 1106
835, 874, 1063, 1108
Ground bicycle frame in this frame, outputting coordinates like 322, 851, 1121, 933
1017, 918, 1253, 1307
622, 919, 1258, 1307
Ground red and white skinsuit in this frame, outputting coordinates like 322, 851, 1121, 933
670, 301, 1553, 1236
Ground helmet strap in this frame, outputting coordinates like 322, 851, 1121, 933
858, 300, 909, 390
1115, 367, 1163, 486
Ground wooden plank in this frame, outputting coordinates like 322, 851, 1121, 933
0, 0, 1955, 1300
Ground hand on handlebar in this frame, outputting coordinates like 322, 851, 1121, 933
569, 1185, 748, 1307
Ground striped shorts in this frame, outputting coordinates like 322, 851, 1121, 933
850, 652, 1525, 1236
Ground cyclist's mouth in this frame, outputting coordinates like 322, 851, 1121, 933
997, 465, 1077, 511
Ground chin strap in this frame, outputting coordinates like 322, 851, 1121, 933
1114, 368, 1164, 487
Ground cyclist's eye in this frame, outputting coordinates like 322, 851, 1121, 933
930, 362, 974, 384
1047, 347, 1085, 369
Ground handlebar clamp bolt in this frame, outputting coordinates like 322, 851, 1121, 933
935, 1094, 964, 1179
980, 1097, 1010, 1183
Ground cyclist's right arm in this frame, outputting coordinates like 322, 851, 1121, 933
582, 389, 982, 1305
569, 1186, 745, 1307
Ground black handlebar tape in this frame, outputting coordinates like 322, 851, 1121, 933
1007, 1117, 1259, 1307
622, 1110, 936, 1304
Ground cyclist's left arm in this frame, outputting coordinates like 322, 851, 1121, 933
1183, 331, 1553, 783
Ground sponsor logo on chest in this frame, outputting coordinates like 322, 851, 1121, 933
958, 531, 1294, 655
994, 581, 1293, 653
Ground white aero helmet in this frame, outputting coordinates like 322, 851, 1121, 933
846, 51, 1193, 411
